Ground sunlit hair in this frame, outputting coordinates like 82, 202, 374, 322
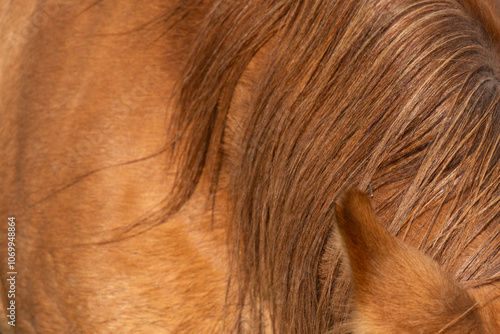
166, 0, 500, 332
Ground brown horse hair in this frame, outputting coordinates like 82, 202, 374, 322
163, 0, 500, 332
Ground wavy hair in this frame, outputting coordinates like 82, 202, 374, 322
166, 0, 500, 332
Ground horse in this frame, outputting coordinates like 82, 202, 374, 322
1, 0, 499, 332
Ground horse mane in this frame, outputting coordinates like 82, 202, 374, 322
166, 0, 500, 332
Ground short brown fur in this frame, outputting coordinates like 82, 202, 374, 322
1, 0, 500, 333
335, 189, 487, 333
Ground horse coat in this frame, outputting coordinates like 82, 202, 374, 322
1, 0, 500, 332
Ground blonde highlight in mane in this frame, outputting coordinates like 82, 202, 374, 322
168, 0, 500, 332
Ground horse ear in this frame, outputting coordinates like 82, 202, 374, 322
334, 189, 484, 334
